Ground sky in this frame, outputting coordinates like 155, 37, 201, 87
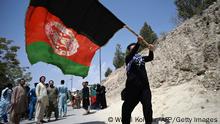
0, 0, 177, 90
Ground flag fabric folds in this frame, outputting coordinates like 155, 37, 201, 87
25, 0, 125, 77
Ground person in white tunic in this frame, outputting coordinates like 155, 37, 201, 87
35, 76, 49, 124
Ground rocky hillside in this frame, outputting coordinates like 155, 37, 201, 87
102, 0, 220, 98
101, 1, 220, 122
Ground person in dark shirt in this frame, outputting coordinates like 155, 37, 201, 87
82, 81, 90, 115
122, 36, 155, 124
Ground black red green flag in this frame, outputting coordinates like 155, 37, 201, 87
26, 0, 125, 77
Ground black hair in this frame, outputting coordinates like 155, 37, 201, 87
49, 80, 54, 84
20, 78, 25, 81
34, 82, 38, 87
7, 83, 13, 88
39, 76, 46, 82
61, 80, 65, 84
16, 78, 25, 86
127, 43, 136, 51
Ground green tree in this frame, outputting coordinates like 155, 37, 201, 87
113, 44, 125, 69
0, 37, 32, 92
139, 22, 157, 51
175, 0, 217, 21
105, 67, 112, 77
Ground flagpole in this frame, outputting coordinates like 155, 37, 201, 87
99, 48, 102, 84
71, 76, 73, 91
124, 25, 149, 46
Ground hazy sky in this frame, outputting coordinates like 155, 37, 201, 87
0, 0, 177, 90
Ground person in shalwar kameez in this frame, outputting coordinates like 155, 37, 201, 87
47, 80, 59, 121
9, 79, 28, 124
58, 80, 68, 117
35, 76, 49, 124
0, 83, 13, 123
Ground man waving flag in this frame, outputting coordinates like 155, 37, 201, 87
25, 0, 125, 77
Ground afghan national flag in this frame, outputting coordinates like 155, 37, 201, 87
25, 0, 125, 77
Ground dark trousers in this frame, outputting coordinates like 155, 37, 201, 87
2, 113, 8, 122
82, 98, 90, 110
47, 101, 59, 119
122, 88, 152, 124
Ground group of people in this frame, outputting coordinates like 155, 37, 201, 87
0, 76, 69, 124
1, 36, 154, 124
0, 77, 108, 124
0, 79, 28, 124
90, 83, 107, 110
34, 76, 69, 123
70, 36, 155, 124
70, 82, 107, 115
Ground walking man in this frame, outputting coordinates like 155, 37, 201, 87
9, 79, 28, 124
82, 81, 90, 115
122, 37, 154, 124
47, 80, 59, 121
58, 80, 68, 117
35, 76, 49, 124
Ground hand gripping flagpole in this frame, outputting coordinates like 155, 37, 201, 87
124, 25, 150, 46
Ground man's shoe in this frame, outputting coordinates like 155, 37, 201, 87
47, 118, 51, 122
40, 120, 47, 123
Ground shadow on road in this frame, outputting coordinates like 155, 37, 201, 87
24, 117, 67, 124
66, 113, 76, 117
76, 121, 105, 124
82, 111, 96, 116
25, 122, 36, 124
88, 111, 96, 115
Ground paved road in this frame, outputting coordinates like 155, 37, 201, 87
20, 104, 166, 124
21, 107, 107, 124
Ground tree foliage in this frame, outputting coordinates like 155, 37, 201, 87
0, 37, 32, 92
139, 22, 157, 51
175, 0, 217, 21
113, 44, 125, 69
105, 67, 112, 77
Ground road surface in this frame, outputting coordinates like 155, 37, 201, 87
21, 107, 107, 124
